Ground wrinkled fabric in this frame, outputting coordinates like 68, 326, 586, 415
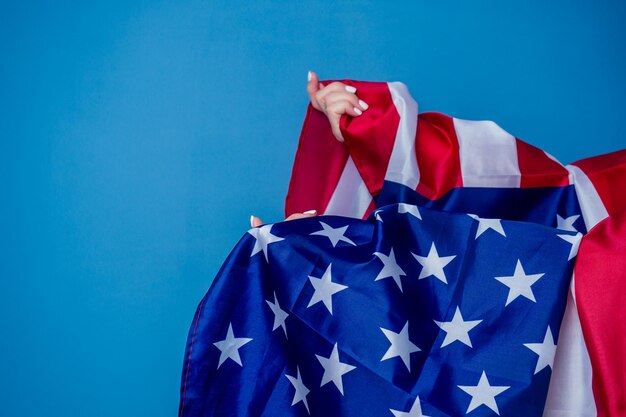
179, 205, 577, 416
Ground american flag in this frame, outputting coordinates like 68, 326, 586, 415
180, 204, 577, 416
180, 81, 626, 416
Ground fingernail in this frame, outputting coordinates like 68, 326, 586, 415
359, 99, 369, 110
250, 215, 256, 227
345, 85, 357, 93
303, 209, 317, 215
307, 71, 312, 82
354, 107, 363, 116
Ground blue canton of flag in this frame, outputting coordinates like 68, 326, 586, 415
179, 203, 579, 417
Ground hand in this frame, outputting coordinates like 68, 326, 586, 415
250, 210, 318, 228
306, 71, 369, 142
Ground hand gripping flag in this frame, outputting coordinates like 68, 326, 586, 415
180, 204, 579, 416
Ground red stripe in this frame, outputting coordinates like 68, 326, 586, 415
572, 150, 626, 217
414, 112, 463, 200
342, 81, 399, 197
516, 139, 570, 188
575, 212, 626, 417
285, 104, 349, 217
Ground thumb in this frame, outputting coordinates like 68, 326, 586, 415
250, 215, 264, 228
307, 70, 323, 111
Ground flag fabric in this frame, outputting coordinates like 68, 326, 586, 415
179, 204, 578, 416
284, 80, 626, 416
180, 81, 626, 416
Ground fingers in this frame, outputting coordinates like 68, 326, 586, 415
308, 71, 369, 113
249, 210, 317, 228
315, 81, 353, 111
328, 112, 344, 142
250, 210, 317, 228
307, 72, 370, 142
323, 91, 367, 112
325, 93, 368, 116
324, 95, 367, 142
307, 71, 323, 111
250, 215, 264, 227
285, 209, 317, 221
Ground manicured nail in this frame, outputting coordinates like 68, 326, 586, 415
359, 99, 369, 110
307, 71, 312, 82
345, 85, 357, 93
250, 215, 256, 227
303, 209, 317, 215
354, 107, 363, 116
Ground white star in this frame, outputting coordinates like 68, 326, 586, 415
307, 264, 348, 314
315, 343, 356, 395
380, 321, 421, 371
467, 214, 506, 239
434, 307, 482, 348
494, 260, 545, 306
266, 291, 289, 338
556, 214, 580, 232
285, 366, 310, 414
248, 224, 284, 262
458, 371, 510, 415
558, 232, 582, 261
412, 242, 456, 284
398, 203, 422, 220
310, 221, 356, 247
390, 396, 431, 417
374, 248, 407, 291
213, 323, 253, 369
524, 326, 557, 374
375, 209, 384, 222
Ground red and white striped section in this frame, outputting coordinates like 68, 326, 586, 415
383, 82, 419, 190
568, 151, 626, 417
541, 159, 604, 416
286, 80, 403, 219
325, 81, 420, 218
324, 156, 373, 217
455, 118, 522, 187
286, 80, 572, 218
388, 111, 570, 199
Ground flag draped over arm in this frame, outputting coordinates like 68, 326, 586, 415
285, 80, 626, 416
180, 80, 626, 416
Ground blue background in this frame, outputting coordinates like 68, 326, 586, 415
1, 1, 624, 416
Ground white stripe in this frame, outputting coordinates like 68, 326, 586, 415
543, 276, 597, 417
545, 165, 607, 416
384, 82, 420, 189
454, 118, 521, 187
324, 156, 372, 218
566, 165, 609, 231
